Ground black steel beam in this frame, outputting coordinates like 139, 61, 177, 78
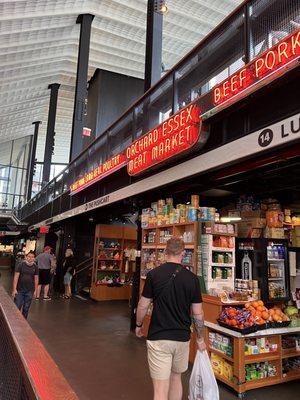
144, 0, 163, 92
42, 83, 60, 186
69, 13, 94, 162
26, 121, 41, 201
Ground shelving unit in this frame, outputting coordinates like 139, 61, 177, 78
90, 224, 137, 301
140, 222, 200, 295
195, 322, 300, 397
200, 222, 237, 293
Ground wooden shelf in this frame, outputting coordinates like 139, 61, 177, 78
282, 349, 300, 359
211, 263, 234, 267
214, 372, 235, 388
97, 269, 121, 272
244, 353, 280, 364
208, 347, 233, 362
245, 376, 281, 390
142, 244, 157, 248
212, 247, 235, 252
282, 370, 300, 382
98, 247, 121, 250
211, 232, 237, 237
98, 259, 122, 261
143, 222, 196, 230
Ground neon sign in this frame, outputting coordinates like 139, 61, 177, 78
213, 29, 300, 106
126, 103, 201, 176
70, 154, 126, 194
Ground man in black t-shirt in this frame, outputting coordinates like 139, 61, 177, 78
136, 237, 206, 400
12, 251, 39, 319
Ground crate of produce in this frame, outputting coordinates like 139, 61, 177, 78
217, 319, 258, 335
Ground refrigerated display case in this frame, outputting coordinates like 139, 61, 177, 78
236, 239, 290, 303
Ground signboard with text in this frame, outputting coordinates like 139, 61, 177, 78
126, 103, 202, 176
69, 28, 300, 194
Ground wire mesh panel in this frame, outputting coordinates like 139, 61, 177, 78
0, 315, 24, 399
249, 0, 300, 59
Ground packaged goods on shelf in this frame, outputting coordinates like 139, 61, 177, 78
209, 331, 233, 357
210, 353, 233, 380
245, 362, 277, 381
282, 335, 300, 350
264, 227, 285, 239
244, 338, 278, 355
238, 225, 263, 238
266, 210, 284, 228
282, 357, 300, 374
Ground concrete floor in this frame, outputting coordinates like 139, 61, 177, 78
1, 269, 300, 400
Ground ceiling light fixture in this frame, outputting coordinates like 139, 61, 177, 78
154, 0, 168, 15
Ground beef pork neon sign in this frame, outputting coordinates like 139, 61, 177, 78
126, 103, 201, 176
213, 29, 300, 106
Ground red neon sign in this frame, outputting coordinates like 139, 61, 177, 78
213, 29, 300, 106
40, 226, 49, 234
70, 153, 126, 193
126, 103, 201, 176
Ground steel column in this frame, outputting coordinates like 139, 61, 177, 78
69, 13, 94, 162
26, 121, 41, 201
42, 83, 60, 186
144, 0, 163, 92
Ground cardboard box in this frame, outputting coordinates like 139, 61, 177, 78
241, 210, 266, 218
238, 225, 262, 238
240, 218, 266, 228
264, 227, 285, 239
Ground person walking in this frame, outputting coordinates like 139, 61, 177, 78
135, 237, 206, 400
12, 251, 39, 319
35, 246, 54, 300
62, 248, 75, 299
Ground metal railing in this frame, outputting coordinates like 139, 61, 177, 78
0, 285, 79, 400
18, 0, 300, 223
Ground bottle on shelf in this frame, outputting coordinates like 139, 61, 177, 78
241, 252, 252, 280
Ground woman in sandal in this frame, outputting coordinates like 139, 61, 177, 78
63, 249, 75, 299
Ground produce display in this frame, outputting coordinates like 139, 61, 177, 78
245, 362, 277, 381
218, 301, 291, 332
218, 307, 255, 331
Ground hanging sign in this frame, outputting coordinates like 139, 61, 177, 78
213, 28, 300, 106
82, 127, 91, 137
70, 154, 126, 194
126, 103, 201, 176
39, 226, 49, 234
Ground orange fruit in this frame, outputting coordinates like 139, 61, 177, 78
257, 318, 265, 325
257, 306, 264, 312
245, 303, 251, 309
231, 320, 237, 326
252, 301, 259, 308
255, 311, 262, 318
269, 309, 275, 316
262, 311, 269, 320
275, 309, 282, 316
273, 314, 280, 322
257, 300, 264, 307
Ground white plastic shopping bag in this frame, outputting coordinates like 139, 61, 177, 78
189, 350, 219, 400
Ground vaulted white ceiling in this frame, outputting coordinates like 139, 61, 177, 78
0, 0, 242, 164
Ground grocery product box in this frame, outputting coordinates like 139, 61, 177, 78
264, 227, 285, 239
241, 210, 266, 218
210, 353, 224, 375
240, 218, 266, 228
222, 362, 233, 381
238, 225, 262, 238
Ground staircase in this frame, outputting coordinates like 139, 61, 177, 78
73, 257, 93, 298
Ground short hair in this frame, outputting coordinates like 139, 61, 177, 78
165, 237, 185, 256
26, 251, 35, 256
66, 248, 73, 257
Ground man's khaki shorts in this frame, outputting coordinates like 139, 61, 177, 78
147, 340, 190, 380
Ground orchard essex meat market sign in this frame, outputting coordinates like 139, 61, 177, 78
126, 104, 201, 176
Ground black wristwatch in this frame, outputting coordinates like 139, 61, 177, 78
136, 321, 143, 328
